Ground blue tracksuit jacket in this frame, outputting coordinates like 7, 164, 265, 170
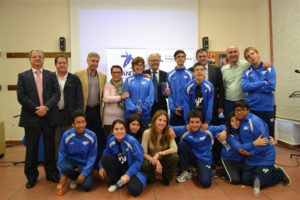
123, 73, 154, 120
99, 134, 147, 187
183, 79, 214, 124
239, 113, 275, 166
241, 62, 276, 111
167, 67, 193, 115
58, 128, 97, 177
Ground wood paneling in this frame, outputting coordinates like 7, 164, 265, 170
7, 52, 71, 58
7, 85, 17, 91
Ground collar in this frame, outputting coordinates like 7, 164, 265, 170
88, 69, 98, 77
175, 66, 186, 71
56, 71, 68, 79
32, 68, 43, 73
150, 69, 159, 74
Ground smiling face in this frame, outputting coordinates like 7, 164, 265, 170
234, 106, 249, 121
189, 117, 202, 133
196, 51, 208, 66
55, 57, 68, 75
72, 116, 87, 135
111, 67, 122, 82
230, 115, 240, 130
175, 53, 186, 68
29, 50, 44, 69
129, 120, 141, 134
133, 62, 144, 75
155, 114, 167, 133
148, 54, 161, 72
87, 56, 99, 72
193, 64, 205, 82
226, 45, 239, 64
244, 49, 260, 66
112, 122, 126, 142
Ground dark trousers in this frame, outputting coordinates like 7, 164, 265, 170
61, 158, 94, 191
242, 164, 283, 189
85, 106, 106, 168
24, 118, 57, 182
178, 141, 212, 188
252, 110, 275, 137
170, 114, 185, 126
151, 102, 168, 118
220, 159, 244, 184
101, 154, 144, 197
224, 99, 235, 120
142, 153, 179, 182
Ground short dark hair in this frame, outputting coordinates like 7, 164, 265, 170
111, 65, 122, 74
195, 48, 208, 57
188, 110, 203, 123
192, 62, 205, 70
112, 119, 127, 131
234, 99, 250, 110
71, 110, 85, 123
55, 54, 68, 65
174, 50, 186, 58
131, 56, 145, 69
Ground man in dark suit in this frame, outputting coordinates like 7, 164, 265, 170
145, 53, 168, 117
189, 49, 224, 125
54, 54, 83, 163
17, 49, 61, 188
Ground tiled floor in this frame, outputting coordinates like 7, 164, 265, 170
0, 144, 300, 200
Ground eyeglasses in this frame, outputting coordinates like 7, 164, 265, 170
112, 72, 121, 74
194, 68, 205, 72
234, 108, 247, 113
175, 55, 186, 59
149, 59, 161, 62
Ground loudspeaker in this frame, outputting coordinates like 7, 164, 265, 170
202, 37, 209, 50
59, 37, 66, 52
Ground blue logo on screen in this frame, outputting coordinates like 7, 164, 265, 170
121, 51, 133, 68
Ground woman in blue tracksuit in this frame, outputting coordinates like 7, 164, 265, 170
123, 57, 154, 130
99, 120, 146, 197
219, 112, 269, 184
183, 63, 214, 129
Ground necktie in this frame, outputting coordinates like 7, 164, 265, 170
35, 70, 43, 105
152, 71, 158, 102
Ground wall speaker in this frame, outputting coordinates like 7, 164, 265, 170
202, 37, 209, 50
59, 37, 66, 52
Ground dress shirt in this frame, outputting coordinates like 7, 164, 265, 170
56, 72, 68, 110
87, 69, 100, 106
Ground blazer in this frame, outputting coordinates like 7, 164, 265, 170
190, 65, 224, 117
75, 69, 106, 113
56, 72, 83, 125
144, 69, 168, 112
17, 69, 61, 127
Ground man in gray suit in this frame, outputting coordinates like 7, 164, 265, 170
17, 49, 61, 188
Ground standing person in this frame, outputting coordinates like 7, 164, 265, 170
144, 53, 168, 117
123, 56, 154, 130
75, 52, 107, 166
126, 114, 144, 143
234, 100, 291, 188
141, 110, 179, 186
242, 47, 276, 137
103, 65, 128, 136
183, 63, 214, 130
57, 110, 97, 192
54, 54, 83, 163
17, 49, 60, 188
99, 120, 146, 197
167, 50, 193, 126
189, 49, 224, 125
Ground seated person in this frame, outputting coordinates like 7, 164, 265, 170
234, 100, 291, 188
57, 110, 97, 192
99, 120, 146, 197
172, 110, 226, 188
141, 110, 179, 186
126, 114, 144, 143
183, 63, 214, 130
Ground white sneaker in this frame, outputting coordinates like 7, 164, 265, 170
69, 181, 78, 189
108, 185, 117, 192
176, 170, 192, 183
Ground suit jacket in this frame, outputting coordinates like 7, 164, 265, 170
17, 69, 61, 127
57, 72, 83, 125
75, 69, 106, 113
145, 69, 168, 112
189, 65, 224, 118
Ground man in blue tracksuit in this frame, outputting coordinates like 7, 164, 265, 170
241, 47, 276, 137
167, 50, 193, 126
234, 100, 290, 188
172, 110, 226, 188
57, 110, 97, 192
123, 57, 154, 130
183, 62, 214, 130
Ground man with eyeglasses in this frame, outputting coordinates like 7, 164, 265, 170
17, 49, 61, 188
167, 50, 193, 126
145, 53, 168, 117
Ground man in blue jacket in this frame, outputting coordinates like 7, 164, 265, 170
174, 110, 226, 187
242, 47, 276, 137
57, 110, 97, 192
167, 50, 193, 126
234, 100, 290, 188
183, 62, 214, 130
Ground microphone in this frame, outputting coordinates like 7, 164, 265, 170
295, 70, 300, 73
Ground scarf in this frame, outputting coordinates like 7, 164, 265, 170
110, 79, 124, 109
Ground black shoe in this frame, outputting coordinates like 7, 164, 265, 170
46, 174, 60, 183
26, 180, 36, 189
162, 177, 169, 186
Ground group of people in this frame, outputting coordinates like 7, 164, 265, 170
16, 46, 290, 197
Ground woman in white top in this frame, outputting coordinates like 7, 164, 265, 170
103, 65, 129, 135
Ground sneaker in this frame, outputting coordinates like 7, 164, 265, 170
176, 170, 192, 183
108, 185, 117, 192
277, 167, 291, 186
69, 181, 78, 189
162, 176, 170, 186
